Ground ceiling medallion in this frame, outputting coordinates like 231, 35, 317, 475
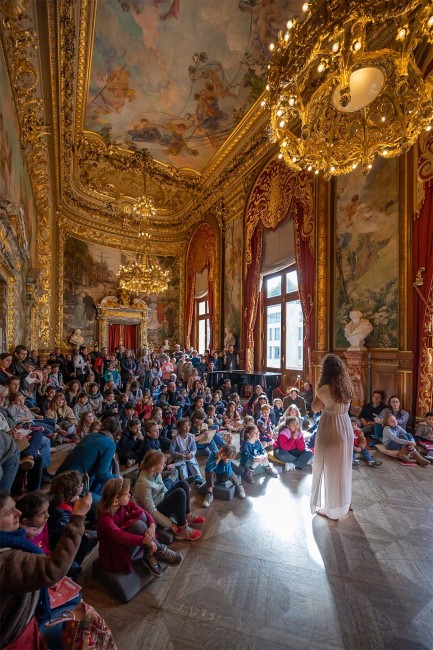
264, 0, 433, 178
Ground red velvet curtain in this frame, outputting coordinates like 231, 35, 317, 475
292, 205, 315, 374
108, 324, 120, 353
185, 271, 196, 350
243, 226, 264, 372
413, 184, 433, 416
208, 278, 214, 351
123, 324, 137, 351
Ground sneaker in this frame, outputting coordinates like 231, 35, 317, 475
374, 459, 382, 466
284, 462, 296, 472
174, 525, 202, 541
127, 458, 135, 468
142, 552, 163, 576
352, 459, 360, 467
194, 478, 205, 487
236, 485, 246, 499
203, 492, 214, 508
307, 457, 314, 466
156, 544, 183, 566
425, 454, 433, 461
243, 469, 255, 484
369, 441, 377, 448
186, 513, 205, 524
19, 455, 35, 471
265, 465, 279, 477
185, 476, 195, 485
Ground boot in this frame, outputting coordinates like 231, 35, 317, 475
243, 468, 255, 484
156, 544, 183, 566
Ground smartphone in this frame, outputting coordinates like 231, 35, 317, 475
82, 473, 89, 497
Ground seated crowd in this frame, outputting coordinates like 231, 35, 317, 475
0, 343, 432, 648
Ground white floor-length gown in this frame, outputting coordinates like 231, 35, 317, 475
310, 384, 353, 519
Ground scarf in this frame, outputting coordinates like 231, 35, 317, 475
0, 528, 52, 621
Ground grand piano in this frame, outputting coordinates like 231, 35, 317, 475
205, 370, 281, 400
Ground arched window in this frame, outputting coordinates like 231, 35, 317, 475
263, 265, 303, 373
196, 296, 210, 354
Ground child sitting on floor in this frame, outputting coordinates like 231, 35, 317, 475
382, 414, 430, 466
191, 409, 218, 456
170, 418, 204, 486
256, 403, 274, 448
17, 491, 51, 554
97, 477, 182, 576
202, 445, 246, 508
117, 417, 144, 466
351, 417, 382, 467
240, 424, 279, 484
270, 398, 284, 427
273, 416, 313, 471
415, 412, 433, 442
49, 470, 98, 575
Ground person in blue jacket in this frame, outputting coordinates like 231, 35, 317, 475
55, 416, 119, 503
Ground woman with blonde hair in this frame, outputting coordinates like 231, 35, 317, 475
310, 354, 354, 520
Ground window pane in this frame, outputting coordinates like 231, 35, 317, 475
266, 304, 281, 368
286, 270, 299, 293
285, 300, 303, 370
206, 318, 210, 349
266, 275, 282, 298
198, 320, 206, 354
198, 300, 206, 316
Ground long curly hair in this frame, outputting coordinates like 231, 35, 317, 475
318, 354, 353, 403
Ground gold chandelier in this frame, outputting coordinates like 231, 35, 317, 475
117, 252, 169, 295
265, 0, 433, 177
117, 176, 169, 295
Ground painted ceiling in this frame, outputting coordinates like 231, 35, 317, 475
85, 0, 303, 173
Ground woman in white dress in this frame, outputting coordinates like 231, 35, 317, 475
310, 354, 353, 520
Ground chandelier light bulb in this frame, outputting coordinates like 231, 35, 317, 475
426, 124, 432, 131
278, 152, 283, 159
266, 84, 270, 91
284, 33, 290, 41
277, 109, 282, 116
287, 20, 293, 29
397, 27, 407, 40
428, 15, 433, 27
368, 163, 373, 169
330, 166, 335, 172
383, 149, 388, 156
307, 165, 312, 171
314, 169, 319, 174
302, 2, 309, 12
381, 116, 386, 122
317, 62, 325, 73
289, 97, 295, 106
353, 40, 362, 51
269, 42, 275, 51
352, 163, 357, 169
261, 100, 266, 107
292, 156, 297, 162
279, 119, 285, 127
282, 140, 287, 147
332, 42, 339, 53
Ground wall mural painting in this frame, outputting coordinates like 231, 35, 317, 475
86, 0, 301, 172
0, 48, 36, 260
63, 237, 179, 346
334, 157, 399, 350
224, 216, 243, 350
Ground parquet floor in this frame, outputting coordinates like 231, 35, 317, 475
81, 453, 433, 650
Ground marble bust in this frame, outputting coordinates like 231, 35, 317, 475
344, 310, 373, 351
69, 328, 85, 347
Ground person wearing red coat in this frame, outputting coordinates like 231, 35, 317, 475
97, 477, 182, 576
273, 417, 313, 471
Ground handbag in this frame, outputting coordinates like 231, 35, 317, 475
61, 602, 117, 650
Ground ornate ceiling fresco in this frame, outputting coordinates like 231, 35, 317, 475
85, 0, 303, 174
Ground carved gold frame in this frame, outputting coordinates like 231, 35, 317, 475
0, 259, 16, 351
97, 306, 149, 351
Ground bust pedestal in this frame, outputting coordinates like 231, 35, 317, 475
344, 350, 368, 414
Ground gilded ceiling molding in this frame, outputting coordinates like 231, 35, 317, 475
244, 159, 314, 276
0, 0, 53, 348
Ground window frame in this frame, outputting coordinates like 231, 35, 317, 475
262, 266, 304, 373
195, 296, 210, 354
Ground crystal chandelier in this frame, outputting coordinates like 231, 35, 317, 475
117, 252, 169, 295
117, 175, 169, 295
264, 0, 433, 178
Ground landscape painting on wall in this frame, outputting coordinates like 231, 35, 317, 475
63, 237, 179, 346
224, 216, 243, 350
334, 157, 399, 349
